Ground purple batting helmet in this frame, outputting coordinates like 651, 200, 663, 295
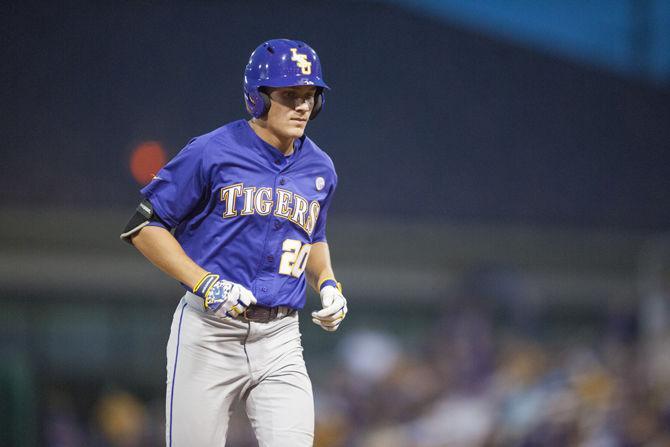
244, 39, 330, 120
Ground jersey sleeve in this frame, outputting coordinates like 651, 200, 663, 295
311, 174, 338, 243
140, 137, 209, 228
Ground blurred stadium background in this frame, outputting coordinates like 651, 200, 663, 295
2, 1, 670, 446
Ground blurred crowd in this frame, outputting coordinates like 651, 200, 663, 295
315, 308, 670, 447
310, 246, 670, 447
41, 247, 670, 447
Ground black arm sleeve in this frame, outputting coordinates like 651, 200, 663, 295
119, 199, 170, 245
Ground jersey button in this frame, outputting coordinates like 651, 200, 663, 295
266, 255, 274, 263
279, 178, 287, 185
273, 221, 282, 230
261, 287, 268, 292
274, 159, 281, 165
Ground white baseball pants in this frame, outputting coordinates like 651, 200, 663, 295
165, 292, 314, 447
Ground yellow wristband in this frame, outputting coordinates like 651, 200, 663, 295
193, 272, 220, 305
319, 278, 342, 293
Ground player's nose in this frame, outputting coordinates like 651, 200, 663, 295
294, 97, 312, 112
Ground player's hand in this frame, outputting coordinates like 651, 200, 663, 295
194, 273, 257, 319
312, 285, 348, 332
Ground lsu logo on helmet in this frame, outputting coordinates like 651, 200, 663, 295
290, 48, 312, 75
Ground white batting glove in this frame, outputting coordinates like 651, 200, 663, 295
312, 283, 348, 332
193, 273, 257, 319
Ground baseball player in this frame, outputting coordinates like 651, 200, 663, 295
120, 39, 347, 446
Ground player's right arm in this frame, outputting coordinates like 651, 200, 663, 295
120, 138, 255, 317
121, 200, 256, 318
127, 224, 256, 317
130, 225, 207, 290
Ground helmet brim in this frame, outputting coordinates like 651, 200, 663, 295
257, 77, 330, 90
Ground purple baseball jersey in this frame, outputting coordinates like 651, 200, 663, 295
141, 119, 337, 309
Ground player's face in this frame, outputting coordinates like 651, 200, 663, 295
265, 86, 317, 139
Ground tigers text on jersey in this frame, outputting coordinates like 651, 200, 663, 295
141, 120, 337, 309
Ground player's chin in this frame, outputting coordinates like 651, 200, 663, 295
285, 122, 307, 138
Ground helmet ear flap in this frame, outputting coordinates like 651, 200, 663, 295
259, 90, 271, 117
309, 89, 324, 120
245, 89, 272, 118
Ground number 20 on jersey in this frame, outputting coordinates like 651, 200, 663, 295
279, 239, 311, 278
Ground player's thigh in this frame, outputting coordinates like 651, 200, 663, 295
245, 349, 315, 447
165, 299, 246, 447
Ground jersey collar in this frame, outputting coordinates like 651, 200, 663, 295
242, 120, 306, 170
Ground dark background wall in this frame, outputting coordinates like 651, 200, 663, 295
2, 0, 669, 229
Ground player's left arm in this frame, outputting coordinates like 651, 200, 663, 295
306, 242, 348, 331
